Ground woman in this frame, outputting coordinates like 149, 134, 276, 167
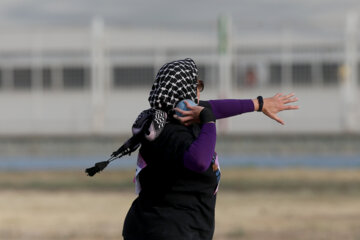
122, 58, 298, 240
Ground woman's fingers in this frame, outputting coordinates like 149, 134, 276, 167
283, 97, 298, 105
284, 105, 299, 110
281, 93, 297, 102
174, 102, 204, 126
184, 101, 195, 110
282, 93, 295, 99
174, 103, 203, 115
275, 116, 285, 125
271, 112, 284, 125
174, 107, 191, 116
265, 111, 284, 125
184, 101, 204, 113
275, 93, 283, 98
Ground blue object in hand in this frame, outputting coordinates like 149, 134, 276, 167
176, 99, 197, 117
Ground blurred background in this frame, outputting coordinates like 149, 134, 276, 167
1, 0, 360, 239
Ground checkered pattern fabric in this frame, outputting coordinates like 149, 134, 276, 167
132, 108, 167, 140
148, 58, 199, 113
130, 58, 199, 143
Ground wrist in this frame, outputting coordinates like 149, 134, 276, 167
257, 96, 264, 112
252, 99, 259, 111
200, 108, 216, 123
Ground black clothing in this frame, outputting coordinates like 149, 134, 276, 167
122, 122, 219, 240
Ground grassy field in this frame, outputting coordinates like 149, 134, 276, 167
1, 168, 360, 240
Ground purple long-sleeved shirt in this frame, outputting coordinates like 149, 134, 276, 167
183, 99, 254, 172
208, 99, 254, 119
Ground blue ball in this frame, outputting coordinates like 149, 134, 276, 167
176, 99, 197, 117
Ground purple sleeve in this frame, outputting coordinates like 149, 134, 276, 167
208, 99, 255, 120
183, 123, 216, 173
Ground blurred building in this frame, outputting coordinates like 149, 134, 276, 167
0, 18, 359, 136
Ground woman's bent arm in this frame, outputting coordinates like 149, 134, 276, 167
183, 123, 216, 172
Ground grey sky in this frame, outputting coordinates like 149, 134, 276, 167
0, 0, 359, 37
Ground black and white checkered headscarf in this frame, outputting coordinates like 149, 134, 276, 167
148, 58, 199, 113
131, 58, 198, 142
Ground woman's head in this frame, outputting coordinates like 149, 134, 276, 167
148, 58, 200, 113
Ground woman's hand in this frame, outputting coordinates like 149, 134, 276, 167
257, 93, 299, 125
173, 101, 204, 126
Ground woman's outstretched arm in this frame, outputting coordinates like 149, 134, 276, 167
173, 93, 299, 172
205, 92, 299, 124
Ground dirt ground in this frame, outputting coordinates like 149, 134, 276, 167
1, 169, 360, 240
